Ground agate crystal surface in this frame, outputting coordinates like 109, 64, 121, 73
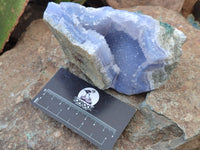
44, 2, 186, 95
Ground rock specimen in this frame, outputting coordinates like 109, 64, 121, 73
106, 0, 185, 12
44, 2, 186, 95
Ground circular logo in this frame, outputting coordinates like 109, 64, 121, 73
77, 87, 100, 106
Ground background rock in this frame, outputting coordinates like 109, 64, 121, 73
106, 0, 185, 12
182, 0, 198, 18
175, 134, 200, 150
0, 5, 199, 149
193, 0, 200, 22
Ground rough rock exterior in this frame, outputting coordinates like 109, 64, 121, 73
0, 6, 200, 150
106, 0, 185, 12
43, 2, 186, 95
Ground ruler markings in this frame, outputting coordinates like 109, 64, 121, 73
42, 89, 116, 134
34, 101, 106, 146
34, 98, 39, 103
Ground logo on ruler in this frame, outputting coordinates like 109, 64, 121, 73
73, 87, 100, 111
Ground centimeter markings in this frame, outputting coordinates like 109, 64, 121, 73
33, 88, 116, 146
44, 89, 116, 134
34, 99, 107, 146
34, 89, 117, 144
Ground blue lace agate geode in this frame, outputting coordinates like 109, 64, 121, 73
44, 2, 186, 95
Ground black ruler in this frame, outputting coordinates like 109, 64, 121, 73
31, 68, 137, 150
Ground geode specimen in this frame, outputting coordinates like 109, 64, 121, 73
43, 2, 186, 95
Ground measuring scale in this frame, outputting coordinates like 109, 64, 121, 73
31, 68, 136, 150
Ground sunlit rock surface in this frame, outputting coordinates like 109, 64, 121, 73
44, 2, 186, 95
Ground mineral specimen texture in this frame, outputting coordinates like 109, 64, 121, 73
43, 2, 186, 95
